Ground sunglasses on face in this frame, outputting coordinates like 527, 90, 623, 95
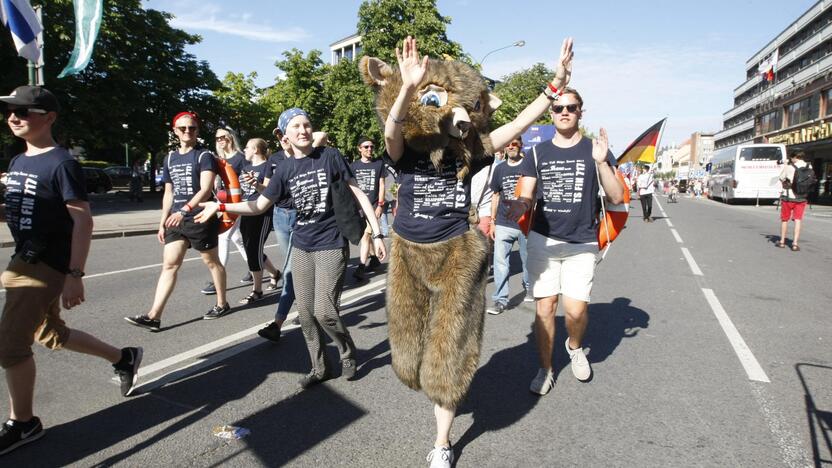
551, 104, 580, 114
5, 108, 48, 119
215, 135, 229, 142
361, 145, 374, 149
506, 142, 522, 148
176, 126, 198, 133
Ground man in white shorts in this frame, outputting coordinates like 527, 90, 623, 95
507, 87, 624, 395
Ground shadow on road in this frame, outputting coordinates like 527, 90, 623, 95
796, 363, 832, 467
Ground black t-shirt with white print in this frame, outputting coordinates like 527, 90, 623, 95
225, 151, 246, 175
386, 145, 492, 244
238, 159, 268, 201
489, 160, 524, 229
4, 147, 88, 273
262, 146, 355, 252
517, 137, 616, 243
265, 151, 294, 209
350, 158, 385, 206
162, 148, 216, 218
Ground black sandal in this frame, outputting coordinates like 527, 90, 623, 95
239, 290, 264, 304
266, 271, 282, 291
791, 244, 800, 251
776, 242, 786, 248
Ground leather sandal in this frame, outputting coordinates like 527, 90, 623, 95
791, 244, 800, 251
776, 242, 786, 248
239, 290, 264, 304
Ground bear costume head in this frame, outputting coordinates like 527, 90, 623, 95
359, 55, 502, 180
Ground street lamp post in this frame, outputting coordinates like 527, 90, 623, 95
478, 40, 526, 67
122, 123, 129, 167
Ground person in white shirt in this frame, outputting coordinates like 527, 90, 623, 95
636, 166, 655, 222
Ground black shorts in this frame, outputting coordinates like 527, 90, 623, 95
164, 216, 219, 251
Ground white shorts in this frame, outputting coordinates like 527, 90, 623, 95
526, 231, 597, 302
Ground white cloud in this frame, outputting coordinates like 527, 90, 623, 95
161, 1, 309, 43
482, 42, 744, 152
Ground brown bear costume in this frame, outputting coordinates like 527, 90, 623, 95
360, 56, 502, 409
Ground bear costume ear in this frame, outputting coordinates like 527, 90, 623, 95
360, 56, 393, 87
487, 93, 502, 112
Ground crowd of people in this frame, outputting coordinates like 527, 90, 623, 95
0, 36, 635, 467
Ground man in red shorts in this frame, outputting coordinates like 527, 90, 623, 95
778, 151, 811, 251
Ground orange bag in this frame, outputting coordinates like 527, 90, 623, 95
216, 158, 242, 234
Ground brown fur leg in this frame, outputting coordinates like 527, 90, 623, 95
386, 233, 433, 391
419, 230, 488, 408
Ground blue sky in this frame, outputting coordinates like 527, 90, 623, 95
144, 0, 816, 153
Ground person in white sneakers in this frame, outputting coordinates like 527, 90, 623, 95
506, 88, 623, 395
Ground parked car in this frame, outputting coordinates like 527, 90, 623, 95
82, 167, 113, 194
104, 165, 133, 187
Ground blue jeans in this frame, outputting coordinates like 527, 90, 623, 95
492, 224, 529, 306
272, 207, 296, 321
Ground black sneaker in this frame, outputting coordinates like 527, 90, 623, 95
124, 315, 161, 332
0, 417, 44, 456
352, 264, 367, 280
368, 256, 381, 270
113, 347, 143, 397
341, 358, 357, 380
298, 368, 330, 389
257, 322, 281, 343
200, 281, 216, 295
486, 302, 506, 315
240, 272, 253, 284
203, 303, 231, 320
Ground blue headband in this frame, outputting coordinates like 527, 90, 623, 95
278, 108, 309, 134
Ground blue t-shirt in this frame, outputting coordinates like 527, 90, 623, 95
350, 158, 385, 206
4, 147, 88, 273
238, 160, 269, 201
518, 138, 616, 243
386, 146, 492, 244
225, 151, 245, 175
489, 160, 524, 228
262, 146, 355, 252
162, 148, 216, 217
265, 151, 294, 209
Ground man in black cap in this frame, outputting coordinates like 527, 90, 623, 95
0, 86, 142, 456
349, 136, 385, 280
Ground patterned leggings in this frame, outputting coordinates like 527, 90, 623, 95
291, 246, 355, 371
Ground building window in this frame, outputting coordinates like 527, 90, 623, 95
787, 94, 820, 126
826, 89, 832, 116
760, 110, 782, 133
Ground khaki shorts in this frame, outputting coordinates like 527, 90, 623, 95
526, 231, 597, 302
0, 258, 70, 368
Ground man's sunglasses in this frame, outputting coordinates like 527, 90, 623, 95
176, 126, 198, 133
551, 104, 580, 114
506, 142, 522, 148
361, 144, 374, 149
4, 108, 48, 119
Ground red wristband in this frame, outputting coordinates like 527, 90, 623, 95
377, 201, 385, 207
547, 82, 562, 95
218, 203, 226, 213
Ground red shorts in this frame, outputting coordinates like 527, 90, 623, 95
780, 200, 807, 221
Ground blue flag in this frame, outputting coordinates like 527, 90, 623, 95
0, 0, 42, 62
58, 0, 103, 78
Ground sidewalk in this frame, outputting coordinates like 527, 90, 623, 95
1, 190, 164, 248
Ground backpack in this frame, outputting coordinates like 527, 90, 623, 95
792, 165, 817, 197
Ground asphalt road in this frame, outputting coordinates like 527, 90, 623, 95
0, 195, 829, 467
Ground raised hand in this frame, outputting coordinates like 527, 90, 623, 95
592, 128, 609, 163
396, 36, 429, 90
552, 37, 574, 90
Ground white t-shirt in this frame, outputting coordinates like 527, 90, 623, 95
637, 172, 654, 195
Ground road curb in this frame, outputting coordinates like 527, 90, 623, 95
0, 229, 158, 248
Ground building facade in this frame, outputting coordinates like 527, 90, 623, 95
330, 34, 362, 65
715, 0, 832, 202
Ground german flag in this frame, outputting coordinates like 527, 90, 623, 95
617, 118, 667, 165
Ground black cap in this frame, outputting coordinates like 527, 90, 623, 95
0, 86, 60, 112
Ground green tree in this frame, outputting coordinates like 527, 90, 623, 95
0, 0, 221, 170
261, 49, 328, 130
321, 58, 381, 160
357, 0, 468, 64
491, 63, 553, 128
215, 72, 272, 142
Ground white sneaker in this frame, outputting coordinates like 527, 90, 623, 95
523, 289, 535, 302
426, 445, 453, 468
529, 368, 554, 395
565, 338, 592, 381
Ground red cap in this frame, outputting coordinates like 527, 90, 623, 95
171, 111, 200, 129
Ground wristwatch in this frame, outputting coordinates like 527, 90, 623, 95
68, 268, 85, 278
372, 233, 385, 240
177, 209, 189, 217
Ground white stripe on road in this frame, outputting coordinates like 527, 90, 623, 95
113, 277, 387, 385
665, 219, 674, 227
0, 243, 278, 293
680, 247, 703, 276
670, 229, 683, 244
701, 288, 770, 383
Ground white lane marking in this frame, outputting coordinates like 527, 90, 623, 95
701, 288, 770, 383
113, 277, 387, 382
0, 243, 278, 293
749, 382, 811, 467
670, 229, 683, 244
680, 247, 703, 276
665, 219, 674, 227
